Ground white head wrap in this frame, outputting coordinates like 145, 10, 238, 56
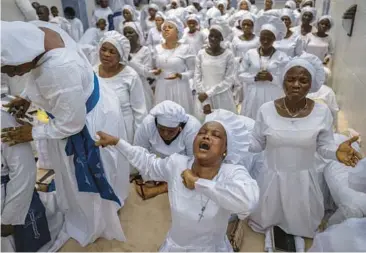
185, 5, 198, 14
99, 31, 131, 64
123, 5, 137, 21
204, 109, 252, 164
232, 10, 255, 26
123, 22, 146, 45
281, 8, 295, 25
163, 16, 185, 39
156, 11, 166, 20
186, 14, 200, 26
237, 0, 252, 11
206, 0, 215, 8
301, 6, 317, 23
1, 21, 45, 66
300, 0, 314, 8
206, 7, 221, 19
210, 16, 231, 38
216, 0, 227, 12
150, 100, 189, 127
282, 52, 325, 93
318, 15, 334, 29
285, 0, 296, 10
148, 3, 160, 11
264, 0, 275, 8
254, 15, 286, 40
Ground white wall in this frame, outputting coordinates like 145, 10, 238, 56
317, 0, 366, 152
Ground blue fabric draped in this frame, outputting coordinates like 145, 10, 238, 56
108, 11, 122, 31
46, 73, 121, 206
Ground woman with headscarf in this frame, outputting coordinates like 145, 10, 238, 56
257, 0, 275, 17
305, 15, 334, 63
300, 0, 314, 8
122, 22, 154, 111
95, 31, 147, 144
216, 0, 229, 18
146, 11, 165, 49
284, 0, 300, 25
118, 5, 139, 31
291, 6, 317, 39
202, 6, 221, 32
227, 0, 251, 27
247, 53, 362, 252
194, 17, 236, 116
141, 4, 159, 35
95, 109, 259, 251
1, 21, 129, 246
238, 15, 289, 118
231, 12, 259, 106
181, 14, 207, 54
274, 8, 304, 58
132, 101, 201, 199
91, 0, 113, 30
151, 17, 195, 114
165, 0, 187, 23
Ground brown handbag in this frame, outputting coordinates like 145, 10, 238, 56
227, 216, 245, 252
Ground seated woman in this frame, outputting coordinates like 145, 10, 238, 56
1, 105, 67, 252
274, 8, 304, 58
122, 22, 154, 111
247, 53, 362, 252
96, 109, 259, 251
194, 17, 236, 115
95, 31, 147, 144
132, 100, 201, 199
238, 15, 289, 118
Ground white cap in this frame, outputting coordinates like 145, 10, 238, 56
150, 101, 189, 128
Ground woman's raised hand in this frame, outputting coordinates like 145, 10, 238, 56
336, 136, 363, 167
95, 131, 119, 147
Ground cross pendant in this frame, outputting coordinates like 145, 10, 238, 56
198, 212, 204, 222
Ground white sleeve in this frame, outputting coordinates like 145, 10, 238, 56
295, 36, 305, 57
2, 142, 36, 225
270, 52, 290, 88
133, 120, 152, 151
116, 139, 171, 182
15, 0, 38, 21
249, 107, 267, 153
128, 48, 153, 77
31, 66, 87, 140
180, 47, 196, 80
195, 167, 259, 214
238, 51, 257, 85
129, 75, 148, 131
193, 52, 204, 92
206, 52, 235, 97
317, 108, 337, 160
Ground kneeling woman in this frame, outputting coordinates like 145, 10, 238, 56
96, 109, 259, 251
96, 31, 147, 144
248, 53, 362, 252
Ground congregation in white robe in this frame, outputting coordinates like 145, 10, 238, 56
1, 0, 365, 251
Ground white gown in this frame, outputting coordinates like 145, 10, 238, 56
248, 102, 337, 238
308, 218, 366, 252
78, 27, 107, 46
181, 29, 207, 54
114, 139, 259, 251
67, 18, 84, 42
305, 33, 334, 62
154, 44, 195, 114
194, 49, 236, 113
133, 114, 201, 158
128, 46, 154, 111
274, 32, 304, 58
24, 23, 129, 246
91, 7, 114, 29
146, 27, 163, 49
95, 65, 148, 144
307, 85, 339, 122
238, 49, 289, 119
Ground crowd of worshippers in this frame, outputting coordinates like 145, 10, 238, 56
1, 0, 366, 252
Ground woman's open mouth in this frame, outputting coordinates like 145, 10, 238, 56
199, 142, 210, 151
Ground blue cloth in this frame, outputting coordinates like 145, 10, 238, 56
108, 11, 122, 31
47, 179, 56, 192
46, 73, 121, 206
14, 191, 51, 252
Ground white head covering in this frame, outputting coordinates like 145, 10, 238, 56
300, 0, 314, 8
1, 21, 45, 66
163, 16, 185, 39
186, 5, 198, 14
318, 15, 334, 29
99, 31, 131, 64
281, 8, 295, 24
301, 6, 317, 23
123, 22, 146, 45
150, 100, 189, 127
232, 10, 255, 26
186, 13, 200, 26
156, 11, 166, 20
206, 0, 215, 8
285, 0, 296, 10
148, 3, 160, 11
237, 0, 252, 11
210, 16, 231, 38
123, 5, 137, 21
206, 7, 221, 20
204, 109, 251, 164
216, 0, 228, 12
254, 15, 286, 40
282, 52, 325, 93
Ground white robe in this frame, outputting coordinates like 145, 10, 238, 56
95, 65, 148, 144
238, 48, 289, 119
305, 33, 334, 62
153, 44, 195, 114
114, 139, 259, 251
248, 102, 337, 238
146, 27, 163, 49
79, 27, 107, 46
67, 18, 84, 42
307, 85, 339, 122
133, 114, 201, 158
274, 32, 304, 58
91, 7, 113, 29
194, 48, 236, 113
308, 218, 366, 252
23, 23, 129, 246
181, 29, 207, 54
128, 46, 154, 111
49, 16, 72, 36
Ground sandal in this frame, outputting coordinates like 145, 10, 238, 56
134, 180, 168, 200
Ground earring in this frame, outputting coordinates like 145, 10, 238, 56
223, 152, 227, 158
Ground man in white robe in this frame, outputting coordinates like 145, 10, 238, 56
64, 7, 84, 42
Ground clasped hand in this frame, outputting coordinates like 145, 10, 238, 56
255, 70, 273, 82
